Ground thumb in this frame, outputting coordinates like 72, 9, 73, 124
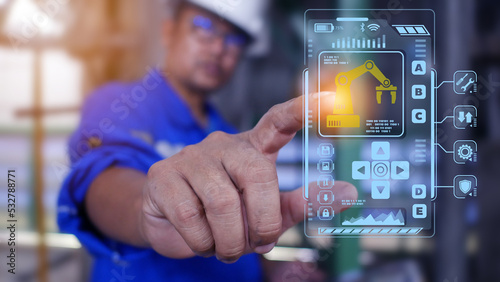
246, 93, 321, 158
280, 181, 358, 233
279, 188, 306, 233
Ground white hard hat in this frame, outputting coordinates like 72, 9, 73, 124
186, 0, 270, 55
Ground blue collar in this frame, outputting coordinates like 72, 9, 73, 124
154, 69, 226, 134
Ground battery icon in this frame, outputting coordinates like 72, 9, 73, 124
314, 23, 334, 33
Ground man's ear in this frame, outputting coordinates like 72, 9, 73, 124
162, 19, 175, 48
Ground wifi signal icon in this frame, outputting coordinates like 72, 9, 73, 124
368, 24, 381, 32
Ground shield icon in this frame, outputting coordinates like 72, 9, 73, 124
459, 180, 472, 194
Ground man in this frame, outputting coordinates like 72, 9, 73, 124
58, 0, 356, 281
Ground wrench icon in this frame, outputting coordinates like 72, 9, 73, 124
461, 78, 475, 91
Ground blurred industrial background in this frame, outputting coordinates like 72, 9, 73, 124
0, 0, 499, 281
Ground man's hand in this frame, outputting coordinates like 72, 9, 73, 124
86, 93, 357, 263
139, 94, 356, 262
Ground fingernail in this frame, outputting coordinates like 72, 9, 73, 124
216, 255, 237, 264
194, 251, 213, 258
254, 242, 276, 254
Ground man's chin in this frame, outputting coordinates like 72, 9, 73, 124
193, 78, 226, 94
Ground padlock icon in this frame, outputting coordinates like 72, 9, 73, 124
318, 206, 333, 220
322, 208, 329, 217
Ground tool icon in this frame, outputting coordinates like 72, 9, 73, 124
455, 74, 468, 86
454, 71, 478, 94
461, 78, 475, 92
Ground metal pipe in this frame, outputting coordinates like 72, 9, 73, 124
33, 48, 48, 282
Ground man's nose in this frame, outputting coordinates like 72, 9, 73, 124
208, 36, 226, 56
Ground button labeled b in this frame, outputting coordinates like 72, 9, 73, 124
412, 85, 426, 99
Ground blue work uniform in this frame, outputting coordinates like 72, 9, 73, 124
57, 68, 262, 282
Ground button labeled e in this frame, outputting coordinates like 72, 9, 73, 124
412, 204, 427, 218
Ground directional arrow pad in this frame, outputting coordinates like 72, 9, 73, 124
351, 143, 412, 200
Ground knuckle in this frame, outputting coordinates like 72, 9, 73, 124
268, 104, 285, 126
173, 201, 203, 225
204, 187, 240, 216
267, 104, 281, 117
178, 144, 200, 158
148, 159, 182, 185
173, 202, 215, 255
147, 161, 163, 179
190, 236, 215, 255
269, 102, 297, 134
243, 157, 277, 184
146, 162, 173, 192
271, 114, 288, 134
205, 131, 236, 156
271, 105, 296, 134
247, 155, 273, 169
206, 131, 228, 141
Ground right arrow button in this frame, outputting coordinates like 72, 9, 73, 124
391, 161, 410, 180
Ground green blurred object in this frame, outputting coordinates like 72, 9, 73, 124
332, 139, 362, 278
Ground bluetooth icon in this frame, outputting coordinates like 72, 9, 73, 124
360, 23, 365, 32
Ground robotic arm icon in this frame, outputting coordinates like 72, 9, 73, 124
327, 60, 398, 128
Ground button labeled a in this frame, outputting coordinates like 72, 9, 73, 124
412, 60, 426, 75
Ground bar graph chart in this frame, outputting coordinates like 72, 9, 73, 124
332, 35, 387, 49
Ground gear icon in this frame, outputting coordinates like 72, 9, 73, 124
458, 144, 473, 160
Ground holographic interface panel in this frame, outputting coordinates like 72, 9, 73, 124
303, 10, 477, 238
302, 9, 478, 237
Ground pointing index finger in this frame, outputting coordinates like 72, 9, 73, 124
247, 93, 321, 157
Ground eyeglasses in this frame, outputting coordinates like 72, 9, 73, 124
192, 15, 248, 52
